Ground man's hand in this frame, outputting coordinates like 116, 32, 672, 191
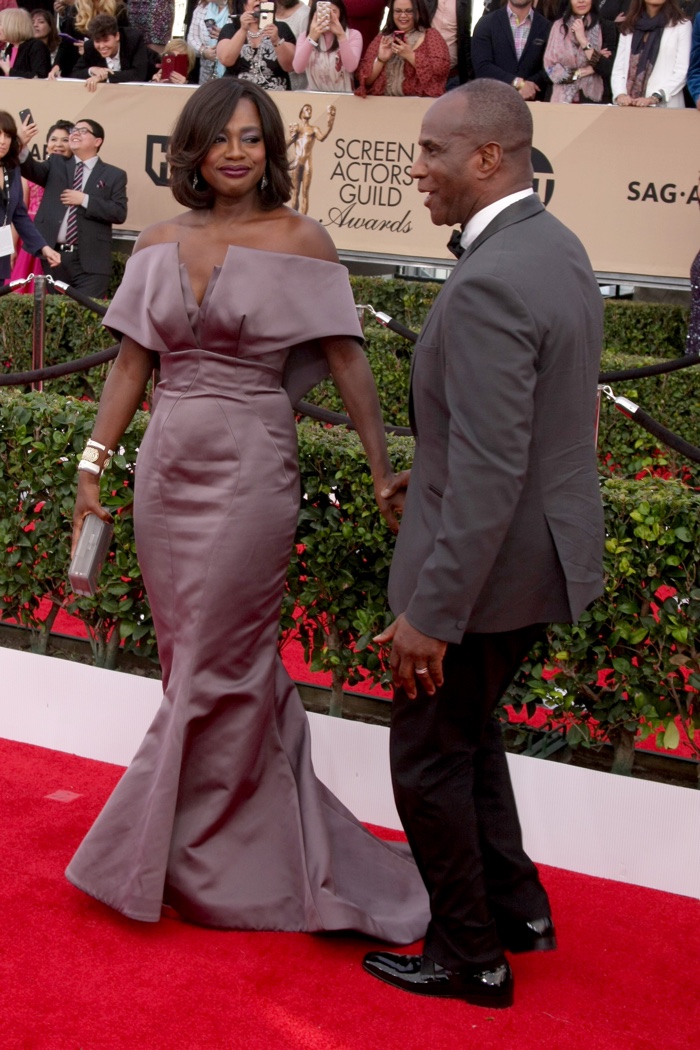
41, 246, 62, 268
60, 189, 86, 207
518, 80, 539, 101
374, 613, 447, 699
18, 117, 38, 148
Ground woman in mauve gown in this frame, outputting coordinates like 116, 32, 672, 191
66, 78, 429, 944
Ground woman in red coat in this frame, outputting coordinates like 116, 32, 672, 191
356, 0, 450, 95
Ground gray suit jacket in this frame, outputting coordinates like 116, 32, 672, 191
389, 195, 605, 644
19, 154, 128, 276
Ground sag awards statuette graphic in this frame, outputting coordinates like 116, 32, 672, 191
286, 104, 415, 235
287, 104, 336, 215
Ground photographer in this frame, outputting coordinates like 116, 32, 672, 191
216, 0, 296, 90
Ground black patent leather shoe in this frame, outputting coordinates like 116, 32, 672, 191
362, 952, 514, 1008
499, 916, 557, 954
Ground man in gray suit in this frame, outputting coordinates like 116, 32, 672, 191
363, 80, 604, 1009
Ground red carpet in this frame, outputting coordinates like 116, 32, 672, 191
0, 737, 698, 1050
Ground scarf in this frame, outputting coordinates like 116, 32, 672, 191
626, 12, 667, 98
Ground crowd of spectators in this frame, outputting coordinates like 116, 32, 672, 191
1, 0, 699, 103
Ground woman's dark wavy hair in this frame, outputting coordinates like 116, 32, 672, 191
0, 111, 21, 171
561, 0, 600, 36
620, 0, 684, 31
383, 0, 432, 33
307, 0, 348, 50
167, 78, 291, 211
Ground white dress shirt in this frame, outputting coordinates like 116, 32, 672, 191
461, 188, 534, 252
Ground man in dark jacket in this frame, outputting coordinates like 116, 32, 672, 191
471, 0, 550, 100
73, 14, 149, 91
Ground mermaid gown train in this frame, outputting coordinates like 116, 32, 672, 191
65, 243, 429, 942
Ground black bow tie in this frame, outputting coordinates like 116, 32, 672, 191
447, 229, 464, 259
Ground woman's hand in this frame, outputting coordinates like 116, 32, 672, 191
615, 93, 632, 106
207, 23, 221, 40
392, 34, 414, 64
377, 35, 393, 63
571, 17, 588, 48
308, 12, 323, 40
41, 246, 62, 268
328, 9, 345, 38
72, 475, 113, 557
0, 57, 10, 76
48, 64, 61, 79
630, 95, 658, 107
263, 22, 281, 46
239, 11, 257, 31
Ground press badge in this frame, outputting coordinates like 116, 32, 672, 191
0, 224, 13, 257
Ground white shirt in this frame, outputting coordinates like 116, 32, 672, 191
461, 188, 534, 252
105, 49, 121, 72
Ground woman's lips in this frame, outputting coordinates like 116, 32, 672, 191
220, 166, 251, 177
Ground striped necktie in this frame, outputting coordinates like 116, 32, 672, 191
65, 161, 84, 245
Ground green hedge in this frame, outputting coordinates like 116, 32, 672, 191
1, 389, 698, 771
506, 478, 700, 771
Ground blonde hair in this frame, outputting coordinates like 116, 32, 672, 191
0, 7, 34, 44
162, 37, 197, 74
74, 0, 121, 34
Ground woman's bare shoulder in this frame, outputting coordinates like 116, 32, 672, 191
132, 214, 198, 254
271, 208, 339, 263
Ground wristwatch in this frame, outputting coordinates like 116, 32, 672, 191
512, 77, 523, 89
651, 90, 664, 104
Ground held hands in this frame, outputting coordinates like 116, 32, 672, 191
630, 96, 658, 107
72, 474, 113, 557
375, 469, 410, 532
374, 613, 447, 699
41, 246, 62, 268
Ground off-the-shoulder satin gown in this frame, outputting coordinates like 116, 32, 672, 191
65, 243, 429, 943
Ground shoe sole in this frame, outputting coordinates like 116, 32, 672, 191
506, 936, 557, 954
362, 962, 514, 1008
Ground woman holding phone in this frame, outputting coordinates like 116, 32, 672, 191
355, 0, 450, 96
0, 111, 60, 283
65, 78, 428, 943
216, 0, 296, 90
293, 0, 363, 91
187, 0, 233, 83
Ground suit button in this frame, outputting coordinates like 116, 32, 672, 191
456, 620, 466, 630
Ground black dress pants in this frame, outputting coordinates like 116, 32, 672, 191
390, 623, 550, 970
43, 249, 110, 300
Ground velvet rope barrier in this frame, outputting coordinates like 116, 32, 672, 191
0, 345, 119, 386
601, 386, 700, 464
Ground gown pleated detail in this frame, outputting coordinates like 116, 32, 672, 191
65, 243, 429, 944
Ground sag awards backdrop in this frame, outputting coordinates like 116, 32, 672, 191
4, 80, 698, 281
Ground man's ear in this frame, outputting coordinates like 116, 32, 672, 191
476, 141, 503, 176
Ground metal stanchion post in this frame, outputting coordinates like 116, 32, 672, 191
356, 304, 366, 332
31, 274, 47, 393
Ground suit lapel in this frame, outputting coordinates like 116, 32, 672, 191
83, 157, 104, 194
463, 195, 544, 262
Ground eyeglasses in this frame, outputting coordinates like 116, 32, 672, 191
69, 127, 94, 136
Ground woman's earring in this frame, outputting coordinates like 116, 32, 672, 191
260, 172, 269, 191
192, 169, 205, 191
